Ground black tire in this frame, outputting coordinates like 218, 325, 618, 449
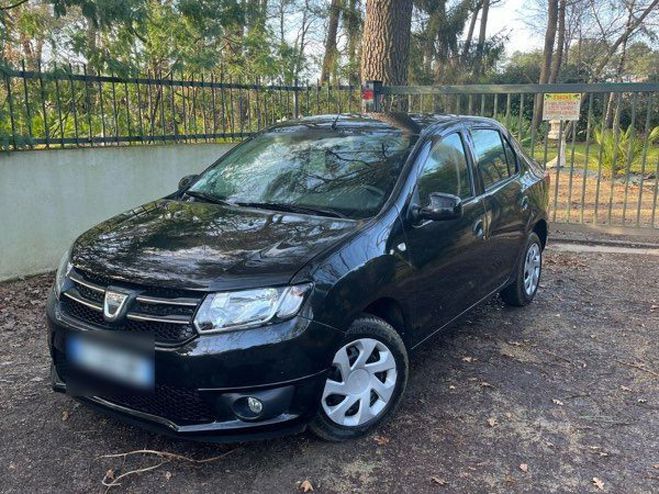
501, 232, 543, 307
309, 315, 409, 442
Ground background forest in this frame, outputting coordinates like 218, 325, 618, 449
1, 0, 657, 86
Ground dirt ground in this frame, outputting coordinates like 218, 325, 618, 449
1, 247, 658, 494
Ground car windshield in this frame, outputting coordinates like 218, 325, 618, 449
187, 127, 415, 219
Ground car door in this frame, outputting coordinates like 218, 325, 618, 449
466, 127, 528, 293
402, 130, 489, 344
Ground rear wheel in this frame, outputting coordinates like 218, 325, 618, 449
501, 232, 542, 307
309, 316, 408, 442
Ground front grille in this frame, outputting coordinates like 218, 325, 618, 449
54, 352, 216, 424
60, 268, 202, 346
97, 384, 216, 424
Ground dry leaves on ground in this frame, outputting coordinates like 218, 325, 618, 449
519, 463, 529, 473
298, 479, 314, 492
431, 476, 448, 486
487, 417, 498, 427
592, 477, 605, 490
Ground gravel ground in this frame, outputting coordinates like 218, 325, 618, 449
1, 247, 658, 494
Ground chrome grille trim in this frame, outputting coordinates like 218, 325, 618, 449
69, 272, 105, 293
126, 313, 191, 325
135, 294, 200, 307
62, 290, 103, 311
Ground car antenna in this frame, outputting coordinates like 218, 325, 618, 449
331, 113, 340, 130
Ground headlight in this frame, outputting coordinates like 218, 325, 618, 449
194, 284, 312, 333
54, 247, 72, 299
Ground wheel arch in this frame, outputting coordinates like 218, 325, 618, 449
532, 218, 548, 250
361, 297, 411, 348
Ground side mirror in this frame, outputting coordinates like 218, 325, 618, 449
415, 192, 463, 222
178, 174, 198, 191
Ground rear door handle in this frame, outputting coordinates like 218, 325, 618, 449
473, 219, 484, 239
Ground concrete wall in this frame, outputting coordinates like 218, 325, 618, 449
0, 143, 234, 281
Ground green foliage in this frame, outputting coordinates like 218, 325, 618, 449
594, 125, 659, 176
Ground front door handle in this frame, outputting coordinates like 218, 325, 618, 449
473, 219, 485, 239
520, 196, 529, 211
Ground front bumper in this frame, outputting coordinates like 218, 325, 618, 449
47, 292, 343, 442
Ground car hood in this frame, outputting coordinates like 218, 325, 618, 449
71, 199, 359, 290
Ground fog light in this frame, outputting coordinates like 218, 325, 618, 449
247, 396, 263, 415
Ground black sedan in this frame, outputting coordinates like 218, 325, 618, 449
47, 113, 549, 442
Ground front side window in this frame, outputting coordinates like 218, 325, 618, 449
188, 127, 415, 219
471, 128, 511, 189
417, 133, 472, 203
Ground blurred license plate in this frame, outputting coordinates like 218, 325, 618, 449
67, 335, 154, 388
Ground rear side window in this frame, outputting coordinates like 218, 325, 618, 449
501, 136, 517, 174
471, 129, 512, 189
417, 133, 472, 202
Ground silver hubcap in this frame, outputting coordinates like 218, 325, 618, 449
321, 338, 397, 427
523, 242, 541, 296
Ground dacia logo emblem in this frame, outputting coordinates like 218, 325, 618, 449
103, 290, 130, 322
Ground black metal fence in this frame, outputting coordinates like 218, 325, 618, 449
0, 65, 360, 150
2, 66, 658, 230
377, 82, 659, 229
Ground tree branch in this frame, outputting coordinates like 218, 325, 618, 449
0, 0, 29, 10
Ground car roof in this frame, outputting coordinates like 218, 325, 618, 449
269, 113, 500, 137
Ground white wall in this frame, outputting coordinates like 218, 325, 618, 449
0, 143, 234, 281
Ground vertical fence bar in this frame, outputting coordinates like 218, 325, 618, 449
651, 156, 659, 228
579, 93, 594, 224
210, 73, 218, 139
518, 93, 524, 143
38, 65, 50, 148
110, 71, 120, 144
607, 93, 623, 225
68, 65, 80, 146
170, 72, 178, 143
635, 93, 653, 227
551, 120, 564, 222
53, 68, 65, 147
21, 60, 33, 147
123, 78, 132, 144
621, 92, 637, 223
158, 71, 166, 142
4, 70, 18, 150
83, 65, 93, 144
565, 117, 578, 222
135, 74, 145, 142
98, 70, 107, 144
593, 94, 608, 224
529, 93, 537, 159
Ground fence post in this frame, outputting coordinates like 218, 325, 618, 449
293, 78, 300, 119
361, 80, 382, 112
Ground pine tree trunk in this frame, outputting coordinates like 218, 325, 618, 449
461, 1, 481, 63
549, 0, 565, 83
360, 0, 413, 86
532, 0, 558, 130
473, 0, 489, 75
320, 0, 341, 84
344, 0, 362, 86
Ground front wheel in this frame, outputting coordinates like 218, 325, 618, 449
309, 316, 408, 442
501, 232, 543, 307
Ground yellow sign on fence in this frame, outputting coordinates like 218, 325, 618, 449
543, 93, 581, 121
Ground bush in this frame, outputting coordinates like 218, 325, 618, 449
594, 125, 659, 176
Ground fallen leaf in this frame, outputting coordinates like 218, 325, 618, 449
480, 381, 493, 388
552, 399, 564, 406
299, 480, 314, 492
638, 398, 647, 404
105, 469, 115, 481
373, 435, 390, 446
431, 476, 447, 486
620, 385, 632, 392
592, 477, 604, 491
448, 385, 456, 390
165, 471, 172, 481
652, 464, 659, 469
461, 356, 476, 363
487, 417, 498, 427
519, 463, 528, 473
61, 410, 69, 421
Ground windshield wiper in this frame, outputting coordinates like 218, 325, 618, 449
184, 190, 234, 206
236, 201, 347, 219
